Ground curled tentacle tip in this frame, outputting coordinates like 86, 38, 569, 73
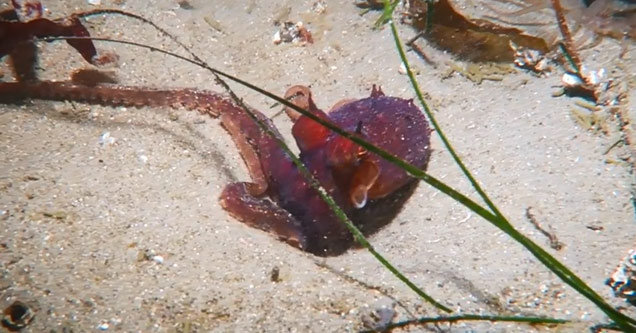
350, 186, 368, 209
284, 85, 312, 121
349, 160, 380, 208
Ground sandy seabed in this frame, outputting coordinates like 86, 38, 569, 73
1, 0, 635, 332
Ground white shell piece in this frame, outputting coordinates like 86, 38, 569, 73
152, 255, 164, 264
272, 31, 282, 44
561, 73, 583, 87
99, 132, 116, 146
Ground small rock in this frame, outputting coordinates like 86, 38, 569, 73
99, 132, 116, 146
152, 255, 164, 264
137, 154, 148, 164
361, 303, 396, 331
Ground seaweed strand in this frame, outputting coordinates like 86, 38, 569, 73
550, 0, 583, 74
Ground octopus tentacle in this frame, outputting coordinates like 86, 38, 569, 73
0, 81, 234, 117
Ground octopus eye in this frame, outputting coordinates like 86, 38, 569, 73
286, 91, 304, 103
354, 123, 366, 158
349, 160, 380, 209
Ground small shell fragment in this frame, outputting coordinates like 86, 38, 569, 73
152, 255, 164, 264
2, 301, 35, 331
272, 21, 313, 45
561, 72, 583, 87
99, 132, 116, 146
362, 304, 397, 331
272, 31, 282, 44
581, 66, 607, 86
137, 153, 148, 164
509, 41, 550, 74
606, 248, 636, 304
398, 62, 407, 75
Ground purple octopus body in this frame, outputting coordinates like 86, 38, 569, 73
220, 85, 431, 255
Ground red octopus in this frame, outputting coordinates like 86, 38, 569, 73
0, 1, 431, 255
